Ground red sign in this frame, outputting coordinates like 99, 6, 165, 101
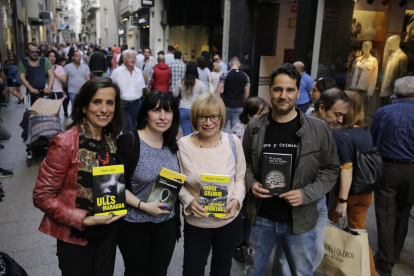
291, 5, 298, 13
324, 10, 340, 21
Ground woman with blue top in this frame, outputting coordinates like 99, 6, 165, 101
116, 90, 181, 276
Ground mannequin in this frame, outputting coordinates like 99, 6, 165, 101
349, 41, 378, 96
380, 35, 408, 106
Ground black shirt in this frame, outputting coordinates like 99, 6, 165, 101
258, 112, 300, 222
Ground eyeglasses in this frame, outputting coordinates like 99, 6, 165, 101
197, 114, 221, 123
29, 50, 40, 54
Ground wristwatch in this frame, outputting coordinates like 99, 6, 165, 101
338, 198, 348, 203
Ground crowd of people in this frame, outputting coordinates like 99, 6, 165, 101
0, 40, 412, 276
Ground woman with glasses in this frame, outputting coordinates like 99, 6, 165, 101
173, 61, 207, 136
306, 77, 338, 115
33, 78, 125, 276
178, 93, 246, 276
116, 91, 181, 276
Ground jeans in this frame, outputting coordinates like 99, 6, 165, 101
245, 216, 316, 276
183, 214, 242, 276
68, 92, 76, 103
273, 196, 327, 275
225, 107, 243, 130
179, 108, 192, 136
122, 98, 142, 130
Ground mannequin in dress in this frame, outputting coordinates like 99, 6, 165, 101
380, 35, 408, 107
349, 41, 378, 123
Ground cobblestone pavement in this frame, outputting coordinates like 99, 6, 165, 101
0, 92, 413, 275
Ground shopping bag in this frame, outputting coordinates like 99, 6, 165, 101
316, 221, 370, 276
29, 98, 64, 115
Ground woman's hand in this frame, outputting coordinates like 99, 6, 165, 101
82, 213, 125, 226
187, 199, 208, 217
140, 202, 171, 216
217, 199, 240, 220
336, 202, 347, 220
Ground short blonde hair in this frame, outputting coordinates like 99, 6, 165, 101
212, 62, 221, 72
190, 93, 226, 131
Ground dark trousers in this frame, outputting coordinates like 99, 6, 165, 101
183, 213, 242, 276
374, 161, 414, 272
118, 218, 176, 276
56, 225, 117, 276
121, 98, 142, 130
29, 92, 42, 106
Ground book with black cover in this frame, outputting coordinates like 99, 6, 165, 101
93, 165, 127, 216
147, 168, 186, 211
262, 153, 292, 196
199, 173, 230, 218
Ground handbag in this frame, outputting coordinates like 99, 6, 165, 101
343, 132, 385, 195
316, 220, 370, 276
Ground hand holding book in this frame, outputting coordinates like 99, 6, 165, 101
141, 201, 171, 216
217, 199, 240, 220
251, 182, 272, 199
82, 213, 126, 226
188, 199, 208, 217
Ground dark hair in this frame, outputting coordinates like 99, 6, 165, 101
68, 77, 124, 138
157, 50, 164, 55
168, 45, 174, 52
45, 50, 61, 64
239, 97, 270, 124
314, 88, 351, 112
315, 77, 337, 93
136, 91, 179, 154
26, 42, 38, 50
182, 61, 199, 97
144, 47, 151, 53
196, 56, 206, 69
68, 47, 75, 59
174, 51, 182, 59
108, 47, 112, 52
269, 63, 301, 89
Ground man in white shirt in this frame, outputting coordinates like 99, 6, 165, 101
213, 54, 227, 73
136, 49, 144, 63
164, 45, 175, 64
136, 47, 155, 80
63, 43, 71, 60
111, 49, 145, 130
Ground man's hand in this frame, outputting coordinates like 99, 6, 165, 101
44, 87, 52, 94
30, 88, 40, 94
280, 190, 303, 206
251, 182, 272, 199
336, 202, 347, 219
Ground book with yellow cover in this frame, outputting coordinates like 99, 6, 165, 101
93, 165, 127, 216
147, 168, 186, 211
199, 173, 230, 218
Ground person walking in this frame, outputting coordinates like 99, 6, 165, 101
63, 51, 91, 102
89, 45, 107, 77
173, 61, 207, 136
196, 56, 212, 92
111, 50, 145, 130
211, 62, 222, 92
33, 78, 125, 276
3, 52, 24, 105
146, 55, 172, 93
168, 50, 186, 94
293, 61, 313, 113
136, 47, 155, 81
18, 42, 55, 106
214, 57, 250, 130
371, 76, 414, 276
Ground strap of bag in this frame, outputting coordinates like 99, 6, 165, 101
228, 133, 237, 163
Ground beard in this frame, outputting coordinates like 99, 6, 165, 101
272, 101, 296, 115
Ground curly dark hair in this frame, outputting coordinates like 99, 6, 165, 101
68, 77, 124, 138
45, 49, 61, 64
269, 63, 301, 89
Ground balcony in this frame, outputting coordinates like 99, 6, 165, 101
87, 0, 100, 12
120, 0, 139, 17
82, 12, 90, 19
56, 0, 63, 11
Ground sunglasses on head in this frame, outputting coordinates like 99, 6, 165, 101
29, 50, 40, 54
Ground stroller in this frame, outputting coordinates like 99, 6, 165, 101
20, 111, 62, 166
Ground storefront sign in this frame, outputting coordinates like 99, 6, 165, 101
141, 0, 154, 8
291, 5, 298, 13
324, 10, 341, 21
130, 16, 139, 27
118, 28, 125, 35
138, 9, 149, 27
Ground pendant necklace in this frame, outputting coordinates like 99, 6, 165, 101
197, 133, 222, 148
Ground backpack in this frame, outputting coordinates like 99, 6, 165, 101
343, 132, 385, 195
7, 65, 21, 86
